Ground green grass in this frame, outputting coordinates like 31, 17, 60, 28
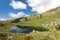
0, 7, 60, 40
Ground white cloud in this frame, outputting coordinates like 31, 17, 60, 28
10, 0, 27, 9
27, 0, 60, 13
9, 12, 28, 18
0, 18, 7, 21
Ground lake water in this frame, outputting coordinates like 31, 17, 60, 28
9, 26, 32, 34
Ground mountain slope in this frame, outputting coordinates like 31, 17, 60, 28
0, 7, 60, 32
16, 7, 60, 26
0, 7, 60, 40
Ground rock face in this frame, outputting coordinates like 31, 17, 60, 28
23, 35, 33, 40
49, 35, 56, 40
0, 33, 7, 40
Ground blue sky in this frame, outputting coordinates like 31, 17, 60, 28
0, 0, 60, 21
0, 0, 36, 20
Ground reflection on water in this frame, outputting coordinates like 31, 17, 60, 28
9, 26, 32, 34
10, 26, 49, 34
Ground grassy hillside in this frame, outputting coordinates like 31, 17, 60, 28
0, 7, 60, 40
